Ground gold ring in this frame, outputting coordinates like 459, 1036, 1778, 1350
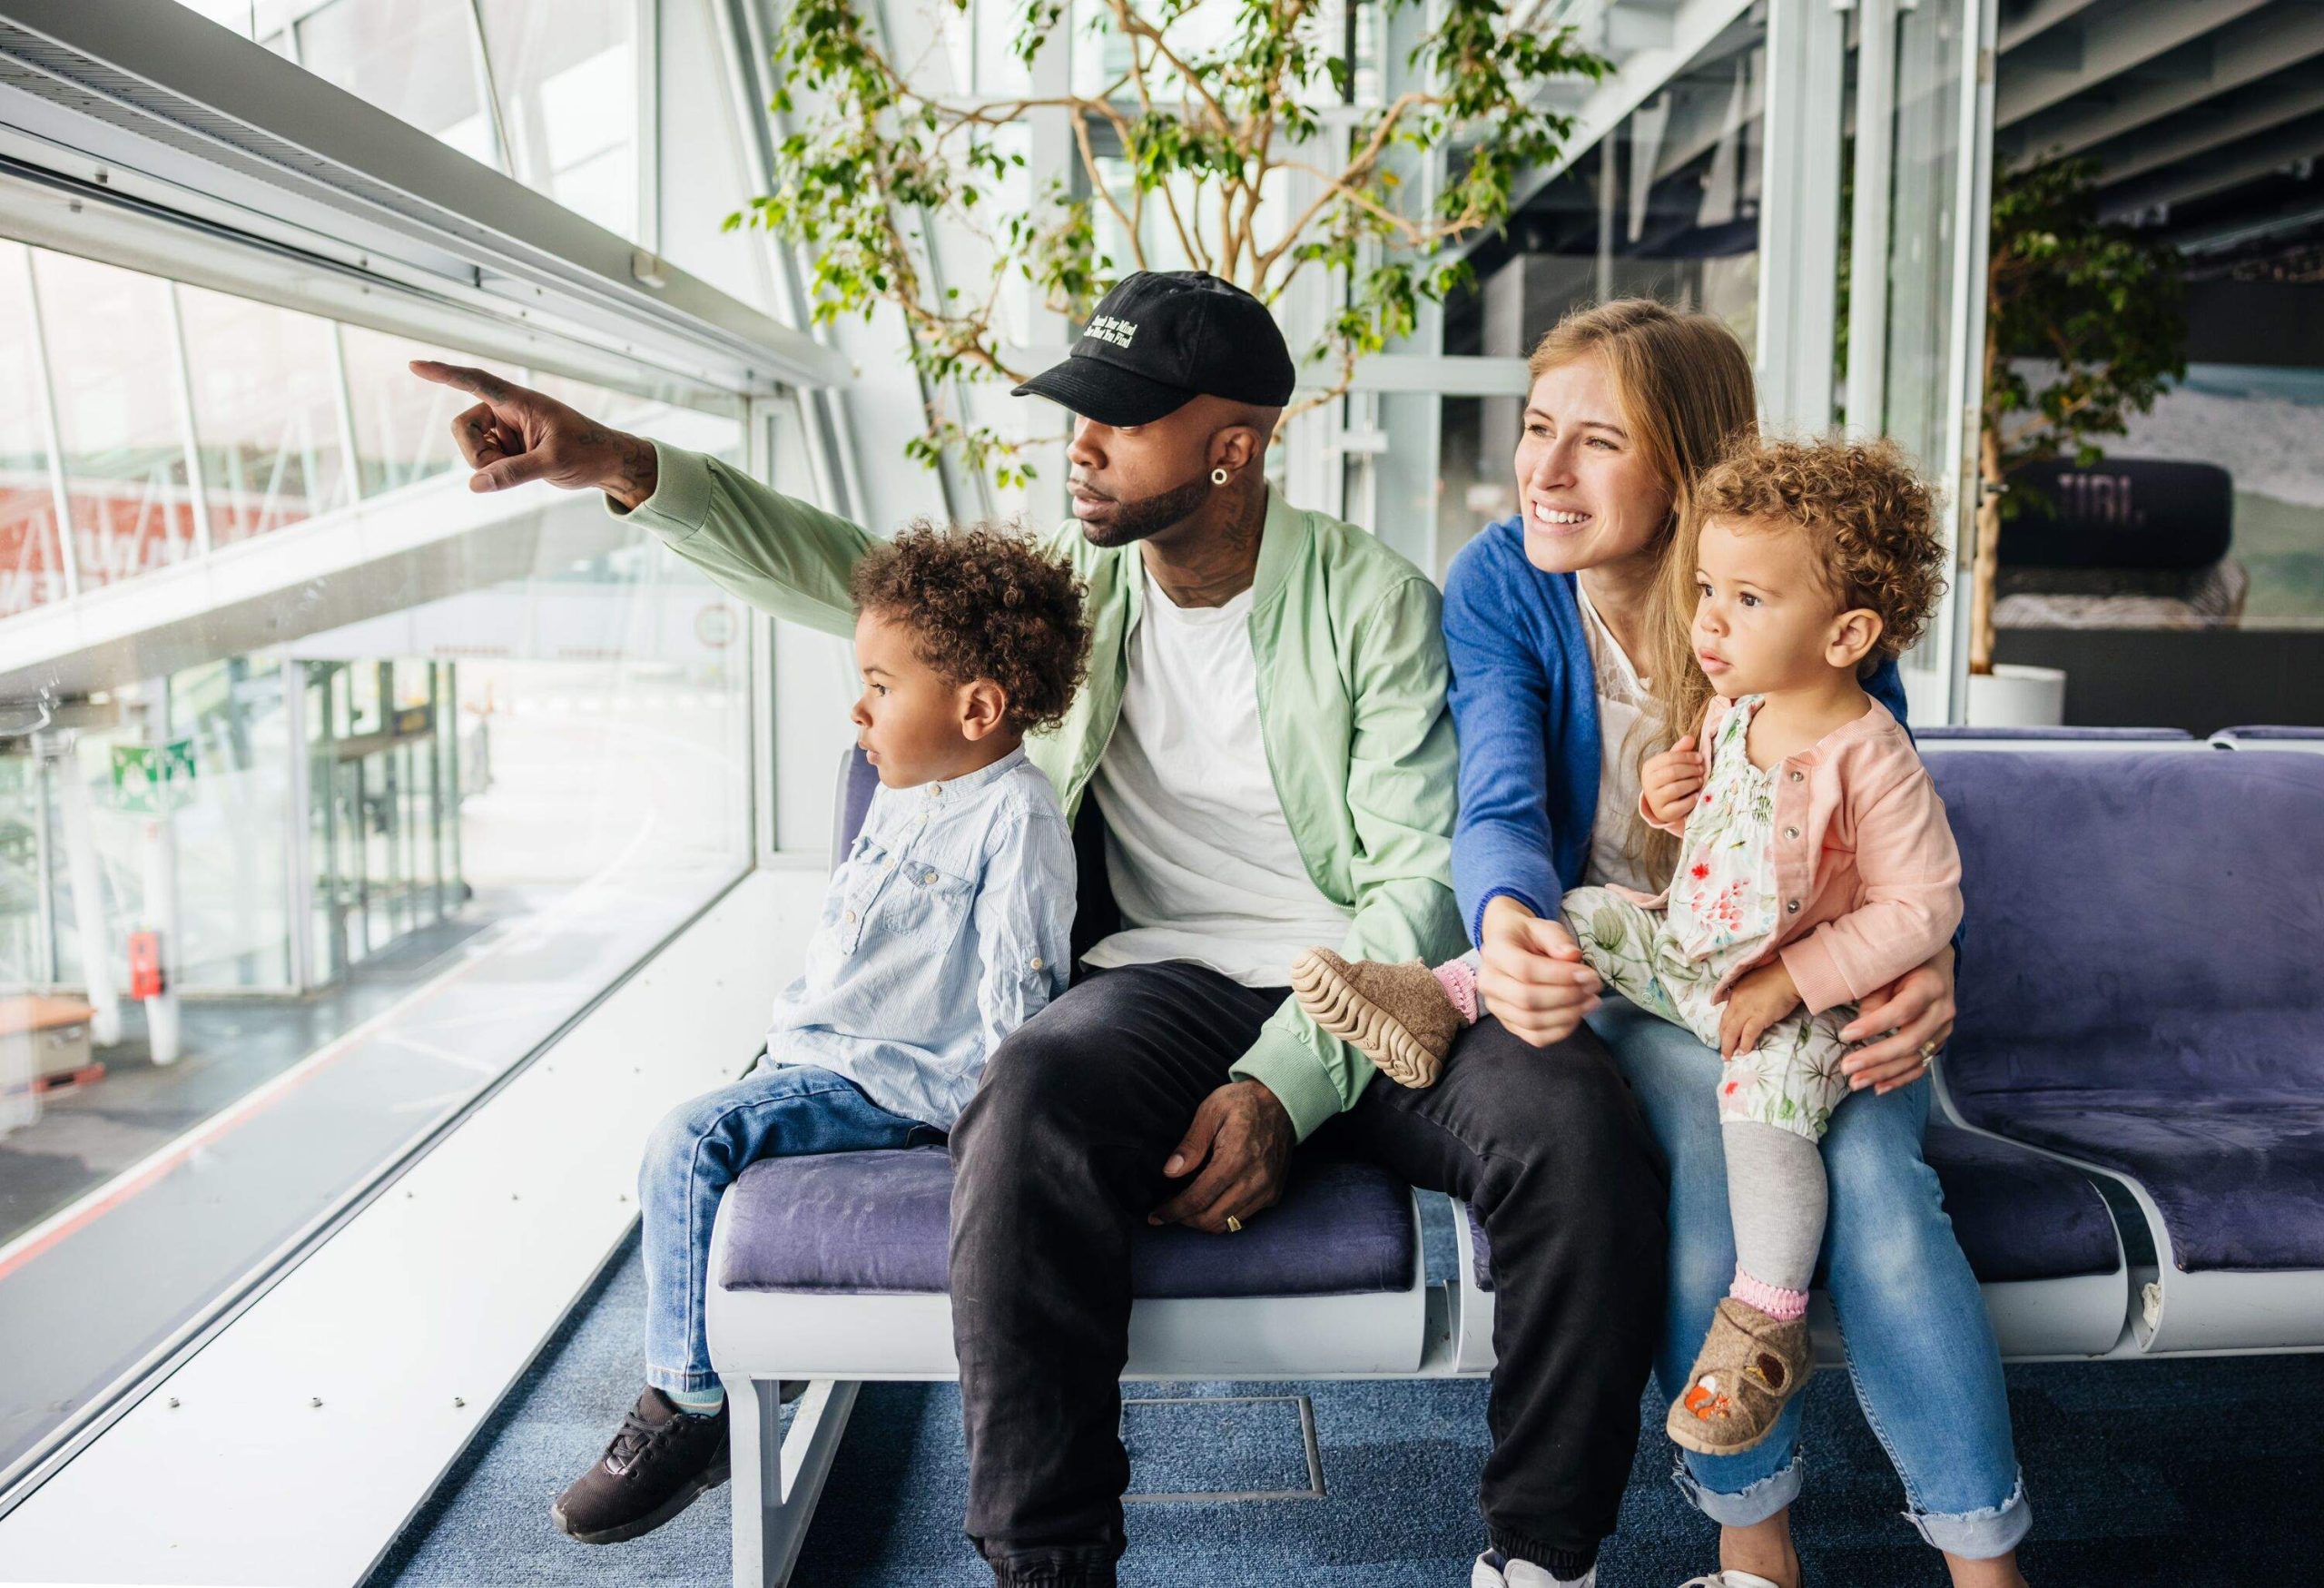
1225, 1215, 1243, 1234
1919, 1040, 1939, 1060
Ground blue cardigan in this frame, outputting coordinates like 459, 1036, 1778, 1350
1444, 516, 1912, 946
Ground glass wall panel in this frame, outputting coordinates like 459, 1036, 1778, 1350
179, 287, 352, 546
1439, 15, 1766, 572
0, 245, 64, 617
478, 0, 637, 238
1873, 0, 1973, 714
33, 252, 197, 592
656, 0, 778, 314
0, 255, 756, 1488
339, 323, 469, 496
295, 0, 498, 166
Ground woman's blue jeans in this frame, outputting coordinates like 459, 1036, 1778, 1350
1591, 997, 2031, 1558
640, 1062, 940, 1393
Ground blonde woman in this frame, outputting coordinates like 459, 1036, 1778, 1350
1306, 301, 2028, 1588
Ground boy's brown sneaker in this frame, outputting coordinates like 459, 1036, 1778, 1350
552, 1387, 729, 1544
1665, 1298, 1813, 1457
1290, 949, 1460, 1088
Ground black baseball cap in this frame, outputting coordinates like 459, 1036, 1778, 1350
1011, 271, 1297, 427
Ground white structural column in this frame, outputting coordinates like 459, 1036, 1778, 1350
162, 282, 216, 560
1844, 0, 1899, 439
1756, 0, 1848, 436
136, 677, 183, 1066
1935, 0, 1999, 716
40, 730, 120, 1047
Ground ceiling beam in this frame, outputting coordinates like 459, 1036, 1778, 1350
2004, 3, 2324, 168
1996, 0, 2271, 129
2100, 109, 2324, 219
1998, 0, 2107, 57
2093, 64, 2324, 186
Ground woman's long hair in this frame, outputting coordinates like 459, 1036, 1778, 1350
1525, 300, 1758, 880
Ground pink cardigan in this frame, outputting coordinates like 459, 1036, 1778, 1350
1637, 695, 1964, 1015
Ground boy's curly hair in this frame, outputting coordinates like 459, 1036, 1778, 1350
1694, 437, 1950, 662
850, 522, 1090, 735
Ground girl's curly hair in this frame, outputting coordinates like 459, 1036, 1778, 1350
1690, 436, 1950, 662
850, 522, 1090, 735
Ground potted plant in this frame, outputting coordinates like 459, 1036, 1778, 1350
1971, 155, 2186, 724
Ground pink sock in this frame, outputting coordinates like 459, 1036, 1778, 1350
1433, 958, 1480, 1026
1730, 1266, 1809, 1322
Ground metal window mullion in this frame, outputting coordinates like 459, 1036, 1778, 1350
748, 395, 781, 860
715, 0, 871, 525
1936, 0, 1998, 720
1844, 0, 1899, 439
34, 751, 56, 986
463, 0, 515, 175
326, 321, 364, 506
19, 249, 80, 601
284, 659, 314, 991
1755, 0, 1848, 434
163, 281, 216, 559
638, 0, 661, 253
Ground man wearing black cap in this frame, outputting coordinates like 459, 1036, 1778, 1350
414, 271, 1663, 1588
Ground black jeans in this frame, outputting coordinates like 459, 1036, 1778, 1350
949, 961, 1669, 1587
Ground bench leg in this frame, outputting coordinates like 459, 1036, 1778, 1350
728, 1376, 859, 1588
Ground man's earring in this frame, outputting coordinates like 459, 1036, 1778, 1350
1210, 466, 1230, 486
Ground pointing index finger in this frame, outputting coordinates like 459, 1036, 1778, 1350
409, 360, 522, 407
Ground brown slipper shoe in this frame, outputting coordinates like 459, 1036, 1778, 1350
1665, 1297, 1813, 1457
1290, 948, 1460, 1088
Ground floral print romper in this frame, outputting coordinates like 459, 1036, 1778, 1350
1560, 695, 1855, 1142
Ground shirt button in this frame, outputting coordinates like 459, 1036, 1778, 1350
923, 872, 938, 883
1786, 900, 1801, 914
1787, 769, 1804, 784
1029, 956, 1044, 971
1784, 826, 1800, 840
843, 909, 857, 923
917, 814, 930, 825
883, 858, 897, 871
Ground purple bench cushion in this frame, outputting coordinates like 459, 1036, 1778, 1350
1463, 1121, 2118, 1292
717, 1146, 1417, 1297
2219, 725, 2324, 741
1933, 749, 2324, 1273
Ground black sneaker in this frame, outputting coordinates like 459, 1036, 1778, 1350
551, 1387, 730, 1544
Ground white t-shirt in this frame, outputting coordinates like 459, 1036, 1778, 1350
1576, 580, 1660, 897
1080, 564, 1353, 987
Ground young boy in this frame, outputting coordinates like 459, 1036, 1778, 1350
554, 523, 1088, 1545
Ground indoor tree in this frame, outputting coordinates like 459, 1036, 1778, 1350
1974, 155, 2187, 672
734, 0, 1607, 482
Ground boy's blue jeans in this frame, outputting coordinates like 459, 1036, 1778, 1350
1590, 997, 2032, 1559
641, 1061, 940, 1393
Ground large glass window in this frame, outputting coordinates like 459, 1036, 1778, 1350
1436, 15, 1768, 575
32, 252, 198, 593
0, 247, 63, 617
0, 252, 756, 1490
179, 287, 352, 546
478, 0, 637, 238
339, 323, 470, 497
294, 0, 499, 166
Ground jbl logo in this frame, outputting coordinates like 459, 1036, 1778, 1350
2053, 472, 2143, 528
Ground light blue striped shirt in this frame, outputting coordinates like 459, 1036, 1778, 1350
763, 746, 1076, 1129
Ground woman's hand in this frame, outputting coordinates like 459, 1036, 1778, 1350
1839, 947, 1956, 1093
1718, 962, 1801, 1060
1475, 895, 1600, 1048
1641, 735, 1706, 828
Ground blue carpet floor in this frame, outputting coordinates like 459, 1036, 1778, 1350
370, 1218, 2322, 1587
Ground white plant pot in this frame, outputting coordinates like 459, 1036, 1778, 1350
1965, 663, 2067, 727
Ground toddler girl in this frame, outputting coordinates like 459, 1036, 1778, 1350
1294, 437, 1964, 1455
